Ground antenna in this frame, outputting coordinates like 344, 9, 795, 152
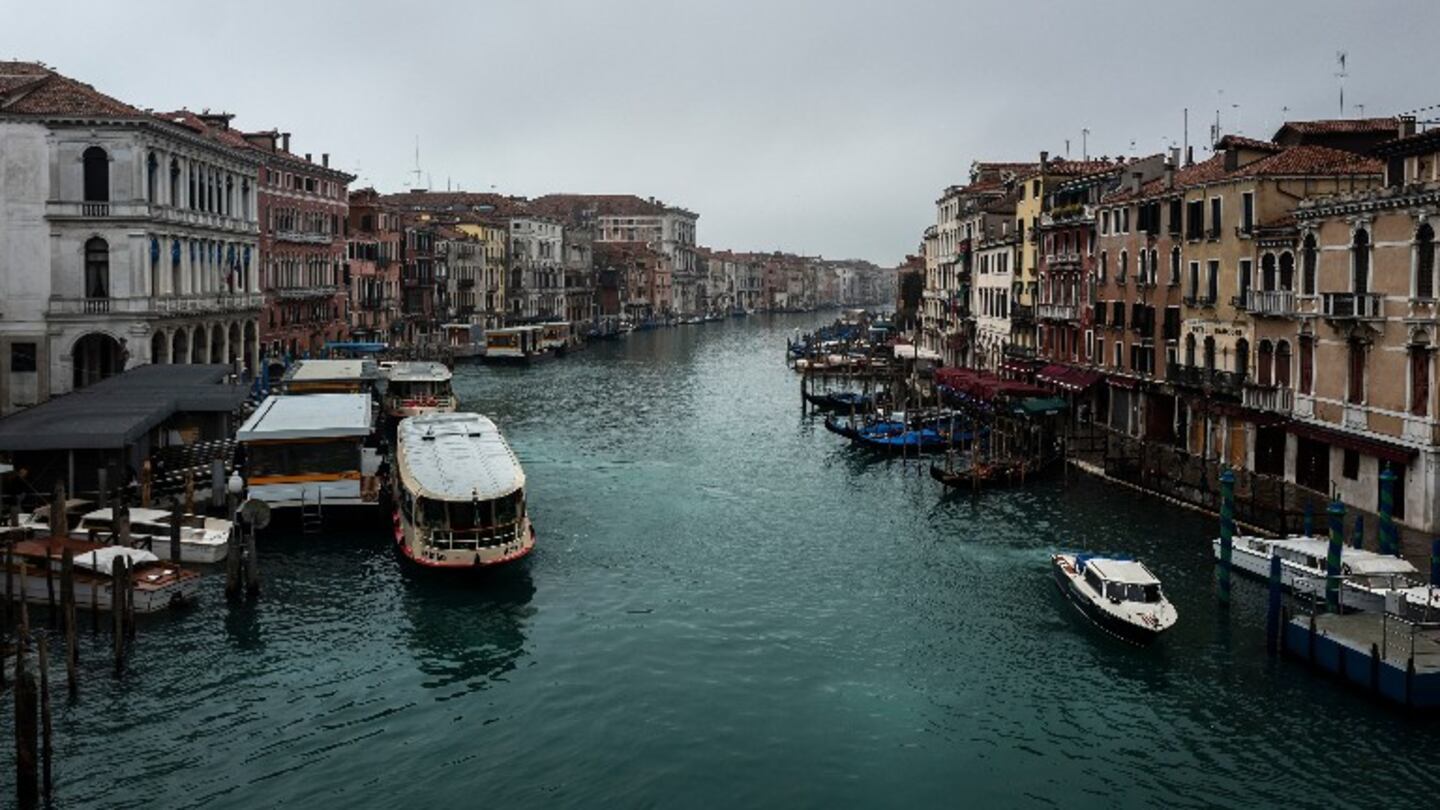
411, 136, 423, 190
1081, 128, 1090, 161
1064, 138, 1070, 159
1336, 51, 1349, 117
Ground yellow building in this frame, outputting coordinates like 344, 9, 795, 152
456, 220, 509, 327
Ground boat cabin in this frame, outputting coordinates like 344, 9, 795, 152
485, 326, 546, 361
443, 324, 483, 359
236, 394, 381, 509
383, 362, 457, 418
540, 322, 572, 353
1079, 557, 1164, 603
280, 359, 380, 396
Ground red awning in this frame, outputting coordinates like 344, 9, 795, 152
1288, 421, 1418, 465
1037, 364, 1102, 393
934, 367, 979, 388
1107, 374, 1138, 390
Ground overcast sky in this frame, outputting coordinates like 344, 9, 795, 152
7, 0, 1439, 263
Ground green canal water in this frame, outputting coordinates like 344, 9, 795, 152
6, 313, 1440, 808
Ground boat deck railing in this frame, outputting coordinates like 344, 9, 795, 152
426, 523, 522, 550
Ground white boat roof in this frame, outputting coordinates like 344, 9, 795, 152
385, 361, 453, 383
284, 359, 376, 382
489, 325, 543, 335
75, 546, 160, 575
1346, 556, 1419, 575
237, 394, 373, 441
397, 412, 525, 502
1088, 558, 1161, 586
1245, 536, 1419, 572
893, 344, 941, 361
76, 507, 228, 527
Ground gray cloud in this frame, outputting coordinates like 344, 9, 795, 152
7, 0, 1437, 263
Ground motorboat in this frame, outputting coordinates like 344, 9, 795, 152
71, 507, 231, 564
1214, 535, 1421, 611
382, 361, 458, 419
393, 412, 535, 570
1052, 553, 1177, 644
237, 393, 384, 511
2, 535, 200, 613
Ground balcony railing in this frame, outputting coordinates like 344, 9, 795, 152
1243, 288, 1296, 317
49, 292, 263, 316
1010, 304, 1034, 325
1242, 384, 1295, 414
276, 230, 334, 245
1321, 292, 1384, 320
1166, 362, 1245, 395
1182, 294, 1217, 308
1037, 302, 1078, 321
274, 285, 340, 301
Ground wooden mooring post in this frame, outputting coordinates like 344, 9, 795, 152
38, 635, 53, 802
225, 525, 242, 600
112, 556, 126, 676
244, 520, 261, 596
14, 632, 38, 810
61, 548, 78, 695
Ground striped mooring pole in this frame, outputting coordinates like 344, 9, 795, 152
1326, 499, 1346, 613
1352, 515, 1365, 550
1218, 468, 1236, 605
1266, 552, 1284, 656
1430, 538, 1440, 587
1379, 465, 1398, 557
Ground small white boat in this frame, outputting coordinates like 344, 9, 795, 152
3, 536, 200, 613
393, 412, 535, 570
1214, 535, 1421, 611
72, 507, 231, 564
1052, 553, 1177, 644
382, 361, 458, 419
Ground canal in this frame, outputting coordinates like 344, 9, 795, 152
8, 312, 1440, 808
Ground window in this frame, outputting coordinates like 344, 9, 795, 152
10, 343, 37, 373
1203, 336, 1216, 371
1238, 259, 1253, 302
1275, 341, 1292, 388
1206, 260, 1219, 303
146, 153, 158, 202
1299, 336, 1314, 394
1347, 340, 1365, 404
1302, 234, 1317, 294
1098, 250, 1108, 282
1121, 207, 1130, 233
1342, 449, 1360, 480
1257, 340, 1274, 386
1241, 192, 1254, 234
1235, 338, 1249, 378
1138, 250, 1147, 285
1186, 200, 1204, 240
1170, 248, 1181, 286
1168, 199, 1182, 235
1148, 249, 1158, 286
1386, 464, 1407, 520
1032, 180, 1040, 198
1417, 223, 1435, 299
82, 146, 109, 202
1260, 254, 1276, 292
1208, 198, 1222, 238
1188, 261, 1200, 299
1353, 228, 1371, 294
1411, 344, 1431, 416
1101, 210, 1109, 234
1278, 251, 1294, 292
1114, 341, 1123, 368
1185, 333, 1197, 366
84, 237, 109, 299
1119, 250, 1128, 283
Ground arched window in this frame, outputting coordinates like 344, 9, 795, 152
1261, 253, 1276, 291
1098, 250, 1108, 282
1417, 223, 1435, 299
1353, 228, 1371, 294
1203, 336, 1216, 371
1299, 336, 1314, 394
1235, 338, 1249, 378
1348, 339, 1366, 404
1257, 340, 1274, 386
146, 152, 158, 202
1276, 340, 1292, 388
82, 146, 109, 202
1170, 247, 1181, 286
1137, 250, 1147, 284
225, 175, 234, 217
1149, 249, 1158, 285
1302, 234, 1317, 295
84, 237, 109, 299
1185, 333, 1196, 366
169, 159, 181, 206
1279, 252, 1295, 292
241, 179, 250, 220
1119, 250, 1128, 283
1410, 333, 1431, 416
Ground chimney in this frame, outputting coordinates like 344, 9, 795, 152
1170, 147, 1181, 168
281, 132, 291, 152
1400, 115, 1418, 139
1185, 146, 1195, 167
322, 153, 330, 167
1039, 150, 1049, 169
1130, 171, 1143, 194
305, 153, 312, 163
1164, 162, 1175, 190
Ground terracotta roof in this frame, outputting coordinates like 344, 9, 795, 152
381, 191, 529, 217
1099, 146, 1380, 204
1373, 127, 1440, 158
157, 110, 253, 150
0, 61, 144, 118
529, 193, 698, 220
1274, 118, 1398, 137
1214, 134, 1283, 153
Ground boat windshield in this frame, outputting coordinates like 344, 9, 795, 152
248, 441, 358, 477
1108, 582, 1162, 603
412, 491, 524, 529
1350, 573, 1418, 590
391, 380, 450, 398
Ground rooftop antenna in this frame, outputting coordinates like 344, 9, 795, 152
1336, 51, 1348, 117
1081, 128, 1090, 161
1357, 103, 1366, 117
1182, 108, 1188, 162
411, 136, 423, 190
1064, 138, 1071, 159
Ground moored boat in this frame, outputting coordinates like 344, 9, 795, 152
1214, 535, 1421, 611
931, 457, 1042, 489
3, 535, 200, 612
803, 391, 874, 412
393, 412, 535, 570
72, 507, 231, 564
1052, 553, 1177, 644
483, 325, 550, 362
237, 393, 384, 511
382, 361, 458, 419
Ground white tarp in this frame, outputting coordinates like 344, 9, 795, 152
75, 546, 160, 576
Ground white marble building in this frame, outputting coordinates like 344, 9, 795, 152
0, 63, 263, 414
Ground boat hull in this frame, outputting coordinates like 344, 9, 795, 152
1052, 557, 1167, 646
394, 508, 536, 570
1213, 537, 1392, 611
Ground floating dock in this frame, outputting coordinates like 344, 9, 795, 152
1283, 612, 1440, 708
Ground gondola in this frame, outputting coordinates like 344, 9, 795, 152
803, 391, 874, 412
930, 456, 1048, 489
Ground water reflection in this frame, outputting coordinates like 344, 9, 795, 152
399, 565, 536, 696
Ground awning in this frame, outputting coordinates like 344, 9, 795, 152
1288, 421, 1418, 465
1107, 374, 1138, 390
997, 360, 1035, 378
1014, 396, 1069, 416
1037, 364, 1102, 392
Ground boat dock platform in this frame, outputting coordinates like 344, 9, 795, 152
1283, 612, 1440, 708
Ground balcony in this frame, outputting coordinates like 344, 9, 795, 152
276, 230, 334, 245
49, 292, 263, 317
274, 285, 340, 301
1037, 302, 1078, 321
1165, 362, 1245, 395
1242, 384, 1294, 414
1009, 304, 1034, 325
1243, 289, 1296, 317
1004, 343, 1037, 359
1182, 294, 1217, 308
1321, 292, 1384, 320
1040, 204, 1095, 226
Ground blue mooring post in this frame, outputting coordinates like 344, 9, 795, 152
1326, 500, 1346, 613
1379, 466, 1398, 557
1430, 538, 1440, 587
1266, 553, 1283, 656
1303, 501, 1314, 537
1352, 515, 1365, 550
1218, 469, 1236, 605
